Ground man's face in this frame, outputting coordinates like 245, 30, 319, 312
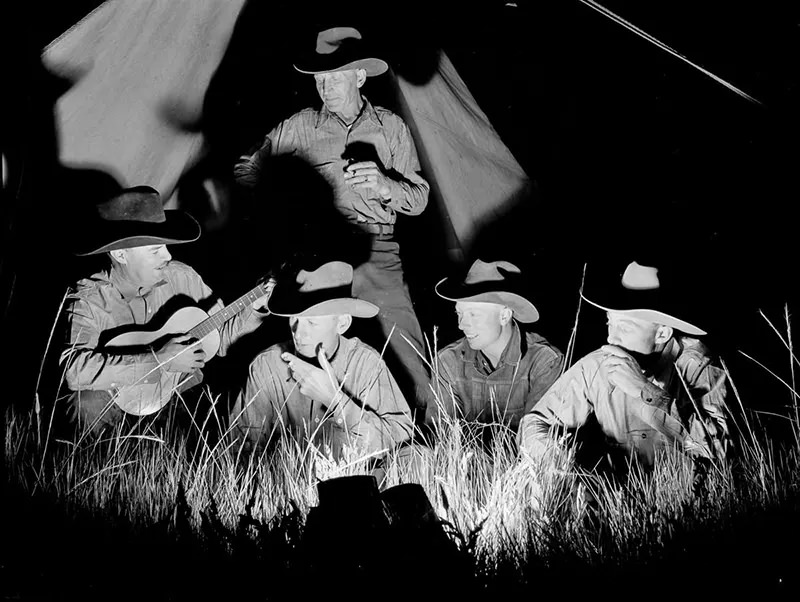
290, 314, 342, 359
605, 312, 660, 355
314, 70, 360, 114
120, 244, 171, 288
455, 301, 506, 352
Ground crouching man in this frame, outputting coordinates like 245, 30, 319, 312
229, 261, 414, 461
518, 261, 731, 479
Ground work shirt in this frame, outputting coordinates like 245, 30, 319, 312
518, 337, 730, 467
235, 98, 429, 226
231, 336, 414, 459
425, 322, 564, 431
61, 261, 261, 394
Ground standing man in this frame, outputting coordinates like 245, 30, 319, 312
518, 261, 731, 474
229, 261, 414, 460
425, 259, 563, 434
234, 27, 431, 422
60, 186, 272, 435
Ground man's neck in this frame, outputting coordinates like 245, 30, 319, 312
481, 324, 514, 370
110, 263, 144, 298
334, 94, 365, 125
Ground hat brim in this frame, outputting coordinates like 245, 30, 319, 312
435, 277, 539, 323
75, 211, 201, 256
294, 57, 388, 77
268, 279, 379, 318
581, 292, 706, 336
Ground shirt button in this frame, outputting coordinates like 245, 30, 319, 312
336, 418, 343, 425
641, 433, 648, 439
314, 417, 320, 424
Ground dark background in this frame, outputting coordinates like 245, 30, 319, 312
3, 0, 799, 427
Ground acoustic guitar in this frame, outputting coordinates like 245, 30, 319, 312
103, 278, 276, 416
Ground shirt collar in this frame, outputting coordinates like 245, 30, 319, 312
649, 337, 680, 381
315, 96, 383, 130
463, 320, 523, 368
108, 265, 166, 302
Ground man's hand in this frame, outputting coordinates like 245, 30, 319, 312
251, 278, 277, 312
281, 345, 342, 407
601, 344, 649, 398
157, 334, 206, 373
343, 161, 392, 199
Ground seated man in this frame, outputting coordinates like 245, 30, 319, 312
518, 261, 731, 474
229, 261, 414, 460
425, 259, 564, 434
60, 186, 271, 435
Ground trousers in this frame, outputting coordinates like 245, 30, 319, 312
351, 237, 430, 423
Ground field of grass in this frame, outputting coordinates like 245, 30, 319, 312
3, 311, 800, 600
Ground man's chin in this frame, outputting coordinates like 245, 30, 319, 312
293, 345, 315, 359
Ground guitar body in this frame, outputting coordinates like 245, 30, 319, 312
105, 306, 220, 416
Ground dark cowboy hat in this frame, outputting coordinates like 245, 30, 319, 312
293, 27, 388, 77
268, 261, 379, 318
582, 261, 706, 336
435, 259, 539, 323
75, 186, 200, 256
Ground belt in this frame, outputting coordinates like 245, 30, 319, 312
354, 222, 394, 236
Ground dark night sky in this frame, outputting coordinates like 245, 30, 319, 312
4, 0, 799, 416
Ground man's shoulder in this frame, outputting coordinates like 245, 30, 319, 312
342, 336, 385, 363
251, 341, 293, 368
436, 337, 470, 360
563, 349, 608, 378
163, 261, 200, 279
372, 106, 409, 129
279, 107, 320, 127
523, 331, 564, 362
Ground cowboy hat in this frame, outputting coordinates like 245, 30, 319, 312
268, 260, 379, 318
75, 186, 200, 256
293, 27, 388, 77
582, 261, 706, 336
435, 259, 539, 323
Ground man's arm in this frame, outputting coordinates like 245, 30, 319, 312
229, 354, 281, 452
518, 359, 594, 460
423, 350, 464, 427
60, 297, 165, 391
676, 350, 731, 460
524, 346, 565, 415
381, 117, 430, 215
332, 349, 414, 454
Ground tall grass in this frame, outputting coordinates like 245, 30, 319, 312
4, 307, 800, 597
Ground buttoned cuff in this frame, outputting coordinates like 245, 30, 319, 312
380, 180, 405, 209
330, 393, 360, 430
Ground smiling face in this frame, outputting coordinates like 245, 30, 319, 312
605, 311, 672, 355
455, 301, 513, 362
314, 69, 366, 119
289, 314, 350, 359
112, 244, 171, 289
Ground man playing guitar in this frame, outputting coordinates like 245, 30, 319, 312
60, 186, 273, 436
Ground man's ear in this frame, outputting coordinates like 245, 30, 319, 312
336, 314, 353, 334
500, 306, 513, 326
355, 69, 367, 88
109, 249, 128, 265
654, 325, 673, 345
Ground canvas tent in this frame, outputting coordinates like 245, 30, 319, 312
39, 0, 531, 264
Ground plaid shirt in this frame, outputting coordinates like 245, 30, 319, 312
234, 97, 429, 225
425, 322, 564, 431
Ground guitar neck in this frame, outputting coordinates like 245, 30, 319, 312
189, 279, 274, 339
